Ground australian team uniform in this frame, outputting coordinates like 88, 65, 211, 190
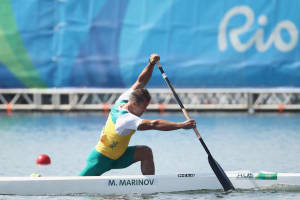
79, 88, 143, 176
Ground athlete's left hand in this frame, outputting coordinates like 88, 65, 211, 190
149, 53, 160, 65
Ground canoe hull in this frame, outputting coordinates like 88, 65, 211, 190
1, 171, 300, 195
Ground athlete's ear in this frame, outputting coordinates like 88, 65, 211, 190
132, 101, 138, 107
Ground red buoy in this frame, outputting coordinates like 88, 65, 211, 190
36, 154, 51, 165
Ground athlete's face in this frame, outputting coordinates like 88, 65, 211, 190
132, 100, 149, 116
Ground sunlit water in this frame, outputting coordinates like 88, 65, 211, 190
1, 112, 300, 199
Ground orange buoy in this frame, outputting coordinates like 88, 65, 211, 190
278, 104, 284, 113
6, 102, 11, 115
36, 154, 51, 165
159, 103, 165, 114
101, 103, 110, 115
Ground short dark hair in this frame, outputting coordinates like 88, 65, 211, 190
130, 88, 151, 104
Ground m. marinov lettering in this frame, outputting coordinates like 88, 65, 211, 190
108, 179, 154, 186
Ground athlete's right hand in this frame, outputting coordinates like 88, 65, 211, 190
181, 119, 196, 129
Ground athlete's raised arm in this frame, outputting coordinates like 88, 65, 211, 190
131, 54, 160, 90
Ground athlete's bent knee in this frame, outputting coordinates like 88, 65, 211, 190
142, 146, 153, 160
134, 145, 153, 162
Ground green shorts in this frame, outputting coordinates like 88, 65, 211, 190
78, 146, 136, 176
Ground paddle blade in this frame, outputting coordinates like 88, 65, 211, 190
208, 154, 235, 191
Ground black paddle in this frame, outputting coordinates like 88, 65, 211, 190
155, 62, 235, 192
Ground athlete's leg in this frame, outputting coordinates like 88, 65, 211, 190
133, 145, 155, 175
111, 146, 137, 170
78, 149, 113, 176
111, 146, 155, 175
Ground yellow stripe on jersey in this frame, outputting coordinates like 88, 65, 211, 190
95, 114, 135, 160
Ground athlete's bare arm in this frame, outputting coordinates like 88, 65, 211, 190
131, 54, 160, 90
137, 119, 196, 131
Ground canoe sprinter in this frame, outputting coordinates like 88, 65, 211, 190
79, 54, 196, 176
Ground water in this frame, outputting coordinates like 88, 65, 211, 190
1, 112, 300, 199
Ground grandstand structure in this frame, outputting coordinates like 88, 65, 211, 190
1, 88, 300, 113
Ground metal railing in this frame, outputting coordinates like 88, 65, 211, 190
1, 88, 300, 112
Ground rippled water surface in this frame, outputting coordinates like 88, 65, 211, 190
1, 112, 300, 199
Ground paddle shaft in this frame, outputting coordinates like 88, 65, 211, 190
156, 62, 211, 156
155, 62, 235, 192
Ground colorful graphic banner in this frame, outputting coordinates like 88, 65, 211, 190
0, 0, 300, 88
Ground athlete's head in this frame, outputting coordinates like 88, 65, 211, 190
129, 88, 151, 116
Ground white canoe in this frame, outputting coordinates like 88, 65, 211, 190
1, 170, 300, 196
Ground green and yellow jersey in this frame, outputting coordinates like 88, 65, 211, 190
95, 89, 142, 160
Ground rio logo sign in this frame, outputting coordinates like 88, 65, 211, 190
218, 5, 298, 52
